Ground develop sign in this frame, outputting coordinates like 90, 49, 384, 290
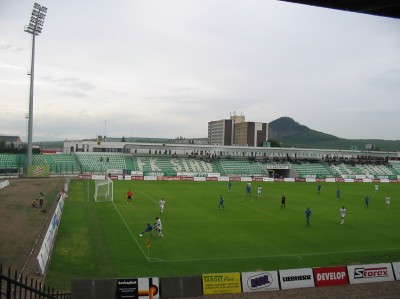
313, 266, 348, 287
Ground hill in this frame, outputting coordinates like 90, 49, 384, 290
34, 117, 399, 152
268, 117, 400, 152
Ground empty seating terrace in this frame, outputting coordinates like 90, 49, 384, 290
218, 159, 267, 176
1, 153, 399, 179
292, 162, 335, 178
133, 156, 216, 175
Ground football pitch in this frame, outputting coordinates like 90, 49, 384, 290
46, 179, 400, 290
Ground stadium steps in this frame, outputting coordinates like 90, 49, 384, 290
0, 154, 18, 169
292, 162, 333, 178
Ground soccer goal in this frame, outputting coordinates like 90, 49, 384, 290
94, 178, 113, 202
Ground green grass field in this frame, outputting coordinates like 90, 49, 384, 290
46, 179, 400, 290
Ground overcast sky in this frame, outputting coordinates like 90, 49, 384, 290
1, 0, 399, 142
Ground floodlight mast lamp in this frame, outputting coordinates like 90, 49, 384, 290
24, 3, 47, 168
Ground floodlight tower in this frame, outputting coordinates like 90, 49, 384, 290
24, 3, 47, 168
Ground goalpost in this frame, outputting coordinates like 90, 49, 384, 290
94, 178, 113, 202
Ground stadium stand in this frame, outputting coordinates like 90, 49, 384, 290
217, 159, 267, 176
328, 162, 398, 179
390, 162, 400, 175
0, 154, 17, 168
131, 157, 216, 175
292, 162, 334, 178
45, 154, 81, 174
4, 152, 394, 179
75, 153, 127, 174
0, 154, 21, 175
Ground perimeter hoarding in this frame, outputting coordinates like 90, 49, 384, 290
347, 263, 394, 284
116, 277, 159, 299
392, 262, 400, 280
241, 271, 279, 292
313, 266, 348, 287
279, 268, 315, 290
202, 272, 242, 295
27, 165, 50, 178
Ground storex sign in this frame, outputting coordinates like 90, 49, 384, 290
347, 263, 394, 284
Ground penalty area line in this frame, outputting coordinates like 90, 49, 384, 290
230, 198, 287, 221
112, 202, 150, 261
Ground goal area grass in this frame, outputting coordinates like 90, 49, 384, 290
46, 179, 400, 290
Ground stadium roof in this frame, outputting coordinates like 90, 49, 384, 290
279, 0, 400, 19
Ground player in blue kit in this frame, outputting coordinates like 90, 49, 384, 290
364, 195, 370, 208
305, 207, 312, 226
336, 189, 341, 200
246, 183, 251, 196
140, 223, 153, 237
219, 195, 225, 210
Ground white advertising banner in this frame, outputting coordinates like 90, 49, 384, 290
241, 271, 279, 292
284, 178, 295, 182
194, 176, 206, 181
241, 177, 253, 182
263, 178, 274, 182
218, 176, 230, 182
347, 263, 395, 284
279, 268, 315, 290
0, 180, 9, 189
37, 194, 66, 274
392, 262, 400, 280
207, 173, 221, 177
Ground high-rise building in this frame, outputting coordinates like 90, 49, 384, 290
208, 113, 268, 147
208, 119, 233, 145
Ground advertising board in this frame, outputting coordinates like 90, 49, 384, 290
241, 271, 279, 292
313, 266, 348, 287
116, 277, 159, 299
202, 272, 241, 295
392, 262, 400, 280
279, 268, 315, 290
27, 165, 50, 178
347, 263, 394, 284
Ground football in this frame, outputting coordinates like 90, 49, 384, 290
139, 234, 143, 238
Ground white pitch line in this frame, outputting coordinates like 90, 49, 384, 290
123, 219, 278, 226
146, 247, 400, 263
230, 198, 287, 220
141, 192, 159, 205
112, 201, 149, 261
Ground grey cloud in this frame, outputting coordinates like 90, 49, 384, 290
55, 89, 87, 98
41, 76, 96, 91
0, 43, 25, 52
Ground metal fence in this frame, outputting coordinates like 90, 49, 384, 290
0, 263, 71, 299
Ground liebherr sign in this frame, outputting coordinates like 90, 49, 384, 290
279, 268, 315, 290
347, 263, 394, 284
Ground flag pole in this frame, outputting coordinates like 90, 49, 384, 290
146, 237, 151, 257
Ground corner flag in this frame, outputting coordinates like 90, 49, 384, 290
146, 237, 151, 249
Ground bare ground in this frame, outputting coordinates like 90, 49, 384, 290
0, 177, 65, 280
0, 177, 399, 298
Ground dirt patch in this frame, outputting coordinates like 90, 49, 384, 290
0, 177, 65, 279
1, 177, 399, 298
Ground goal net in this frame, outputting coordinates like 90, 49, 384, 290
94, 178, 113, 202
